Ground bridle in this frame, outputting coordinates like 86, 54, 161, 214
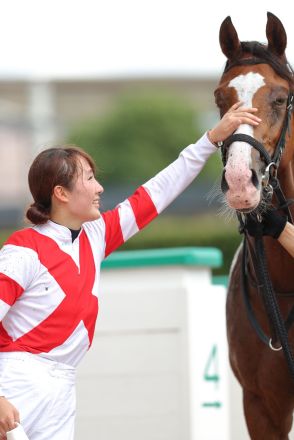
221, 93, 293, 167
218, 61, 294, 380
221, 92, 294, 222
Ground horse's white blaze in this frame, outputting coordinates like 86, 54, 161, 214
225, 72, 265, 210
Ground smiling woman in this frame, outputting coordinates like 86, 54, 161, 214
26, 146, 100, 228
0, 104, 260, 440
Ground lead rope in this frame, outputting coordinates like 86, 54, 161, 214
253, 235, 294, 380
241, 237, 269, 345
240, 190, 294, 379
240, 188, 294, 373
239, 213, 280, 348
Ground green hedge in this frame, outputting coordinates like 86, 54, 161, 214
0, 214, 242, 275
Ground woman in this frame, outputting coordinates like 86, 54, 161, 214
0, 102, 260, 439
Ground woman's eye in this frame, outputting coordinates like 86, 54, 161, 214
88, 175, 94, 180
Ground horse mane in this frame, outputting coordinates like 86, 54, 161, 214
223, 41, 294, 89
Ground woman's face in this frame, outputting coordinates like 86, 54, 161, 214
65, 156, 104, 225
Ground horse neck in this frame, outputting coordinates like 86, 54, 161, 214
278, 116, 294, 203
263, 115, 294, 289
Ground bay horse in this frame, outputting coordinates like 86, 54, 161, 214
215, 12, 294, 439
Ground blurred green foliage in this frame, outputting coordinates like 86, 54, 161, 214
68, 91, 222, 184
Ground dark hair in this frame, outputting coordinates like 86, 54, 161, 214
26, 145, 96, 225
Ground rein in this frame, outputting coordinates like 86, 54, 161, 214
221, 89, 294, 377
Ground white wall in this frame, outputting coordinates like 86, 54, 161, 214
75, 262, 229, 440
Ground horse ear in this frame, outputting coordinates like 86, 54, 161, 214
219, 16, 241, 60
266, 12, 287, 57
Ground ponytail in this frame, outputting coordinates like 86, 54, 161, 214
25, 202, 50, 225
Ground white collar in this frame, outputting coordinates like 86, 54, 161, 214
33, 220, 83, 243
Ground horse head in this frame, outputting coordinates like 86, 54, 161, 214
216, 12, 294, 214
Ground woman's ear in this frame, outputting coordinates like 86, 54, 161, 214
52, 185, 70, 203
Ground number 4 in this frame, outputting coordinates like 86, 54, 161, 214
203, 344, 220, 388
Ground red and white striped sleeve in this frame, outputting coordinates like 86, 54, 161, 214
102, 133, 217, 257
0, 244, 37, 321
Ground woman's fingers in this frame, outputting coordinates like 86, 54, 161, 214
12, 409, 20, 425
209, 104, 262, 143
227, 101, 244, 112
228, 114, 262, 127
237, 116, 260, 126
227, 101, 257, 112
0, 398, 20, 438
227, 101, 259, 115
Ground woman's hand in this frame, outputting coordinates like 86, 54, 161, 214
208, 101, 261, 145
0, 397, 20, 438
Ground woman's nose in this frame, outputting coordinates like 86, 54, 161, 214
97, 182, 104, 194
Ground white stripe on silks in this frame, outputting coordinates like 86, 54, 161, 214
118, 199, 139, 242
0, 299, 10, 321
44, 320, 90, 367
2, 265, 66, 341
0, 244, 37, 290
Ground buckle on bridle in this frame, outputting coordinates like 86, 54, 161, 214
287, 94, 293, 112
262, 162, 277, 188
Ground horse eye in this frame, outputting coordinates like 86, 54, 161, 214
273, 97, 287, 106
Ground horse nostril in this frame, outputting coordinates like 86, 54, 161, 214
221, 169, 229, 193
251, 169, 259, 189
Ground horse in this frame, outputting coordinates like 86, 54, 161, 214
215, 12, 294, 439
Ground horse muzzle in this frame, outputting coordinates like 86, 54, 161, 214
220, 132, 282, 213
